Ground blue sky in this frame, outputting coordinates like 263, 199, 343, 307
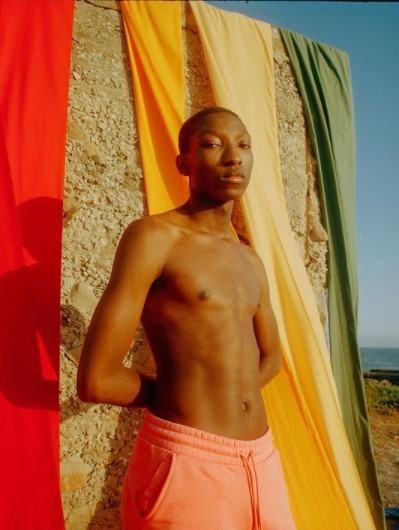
208, 1, 399, 347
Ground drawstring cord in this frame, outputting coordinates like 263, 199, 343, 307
240, 451, 261, 530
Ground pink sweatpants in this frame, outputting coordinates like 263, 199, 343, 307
122, 412, 296, 529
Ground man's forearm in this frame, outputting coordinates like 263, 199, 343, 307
77, 365, 156, 408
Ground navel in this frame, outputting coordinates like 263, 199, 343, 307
152, 277, 164, 289
198, 289, 210, 301
241, 401, 248, 412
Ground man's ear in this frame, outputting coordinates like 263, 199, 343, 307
176, 154, 190, 176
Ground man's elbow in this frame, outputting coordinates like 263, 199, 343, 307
76, 383, 96, 403
76, 369, 103, 403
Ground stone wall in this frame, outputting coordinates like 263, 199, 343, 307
272, 28, 328, 326
61, 2, 327, 528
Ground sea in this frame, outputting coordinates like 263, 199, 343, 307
360, 347, 399, 372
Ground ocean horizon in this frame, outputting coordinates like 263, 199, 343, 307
360, 347, 399, 372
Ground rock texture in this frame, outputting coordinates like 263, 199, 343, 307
61, 2, 328, 528
272, 28, 328, 326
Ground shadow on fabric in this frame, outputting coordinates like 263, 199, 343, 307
0, 197, 63, 410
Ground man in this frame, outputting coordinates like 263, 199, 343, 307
77, 107, 296, 529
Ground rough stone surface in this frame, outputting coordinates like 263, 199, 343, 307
272, 28, 328, 326
85, 0, 120, 12
61, 3, 328, 528
61, 458, 93, 493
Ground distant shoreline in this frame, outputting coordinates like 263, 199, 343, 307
360, 347, 399, 373
360, 346, 399, 349
363, 369, 399, 386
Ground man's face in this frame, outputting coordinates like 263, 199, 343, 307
178, 112, 253, 203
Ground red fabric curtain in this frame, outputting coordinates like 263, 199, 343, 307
0, 1, 74, 527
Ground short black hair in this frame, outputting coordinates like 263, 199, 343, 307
178, 107, 245, 154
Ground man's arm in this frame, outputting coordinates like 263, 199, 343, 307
77, 218, 167, 407
251, 253, 282, 388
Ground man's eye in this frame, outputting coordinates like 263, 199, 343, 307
202, 142, 220, 148
240, 143, 251, 149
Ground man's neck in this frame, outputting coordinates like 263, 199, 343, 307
183, 198, 234, 239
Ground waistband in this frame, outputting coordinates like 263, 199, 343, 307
139, 411, 274, 465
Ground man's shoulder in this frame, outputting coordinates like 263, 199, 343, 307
122, 211, 183, 249
125, 211, 176, 234
239, 243, 268, 278
114, 213, 183, 278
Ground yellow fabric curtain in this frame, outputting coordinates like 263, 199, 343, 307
121, 0, 188, 214
190, 2, 376, 529
122, 1, 376, 528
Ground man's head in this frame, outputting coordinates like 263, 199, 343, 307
176, 107, 253, 203
178, 107, 245, 155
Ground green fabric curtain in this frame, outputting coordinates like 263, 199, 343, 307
279, 29, 384, 529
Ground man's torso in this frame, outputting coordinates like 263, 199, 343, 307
138, 211, 268, 440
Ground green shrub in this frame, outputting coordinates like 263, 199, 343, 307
364, 378, 399, 413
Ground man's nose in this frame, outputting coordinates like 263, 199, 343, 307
222, 144, 242, 166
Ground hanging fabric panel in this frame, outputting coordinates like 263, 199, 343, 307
121, 0, 188, 215
0, 1, 74, 527
190, 2, 377, 529
279, 28, 384, 529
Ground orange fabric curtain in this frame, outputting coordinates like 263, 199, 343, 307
0, 1, 74, 527
121, 0, 188, 214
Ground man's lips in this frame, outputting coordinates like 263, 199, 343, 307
223, 170, 245, 180
222, 171, 245, 183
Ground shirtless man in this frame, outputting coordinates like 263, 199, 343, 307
77, 108, 296, 529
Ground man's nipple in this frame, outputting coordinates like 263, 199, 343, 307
198, 289, 210, 301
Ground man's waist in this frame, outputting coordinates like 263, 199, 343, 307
140, 410, 272, 462
150, 388, 267, 441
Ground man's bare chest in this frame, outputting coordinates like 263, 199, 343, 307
148, 235, 260, 313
